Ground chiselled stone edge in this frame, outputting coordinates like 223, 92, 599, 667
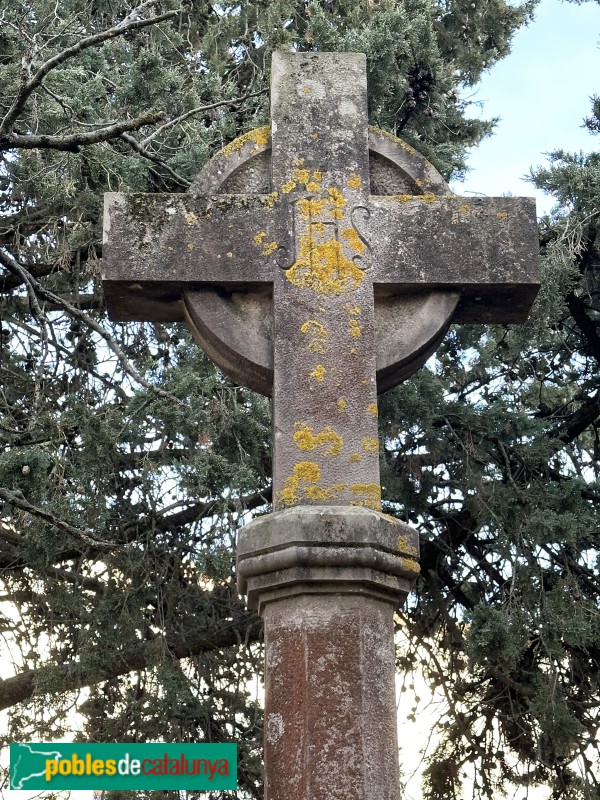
188, 126, 448, 197
236, 505, 420, 612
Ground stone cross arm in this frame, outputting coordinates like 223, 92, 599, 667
103, 190, 538, 326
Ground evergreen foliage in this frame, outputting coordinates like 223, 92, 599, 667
1, 0, 599, 798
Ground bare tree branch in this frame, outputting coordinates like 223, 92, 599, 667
140, 88, 268, 147
548, 393, 600, 444
566, 292, 600, 366
0, 487, 127, 552
1, 111, 166, 153
0, 4, 180, 136
119, 133, 191, 188
0, 612, 262, 711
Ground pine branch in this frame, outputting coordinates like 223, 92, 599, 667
0, 611, 262, 711
0, 245, 102, 293
0, 487, 126, 553
1, 111, 166, 153
0, 3, 180, 137
548, 393, 600, 444
0, 249, 187, 408
566, 292, 600, 365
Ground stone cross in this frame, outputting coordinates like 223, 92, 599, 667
103, 52, 540, 800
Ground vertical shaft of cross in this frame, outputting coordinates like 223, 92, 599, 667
270, 53, 381, 511
235, 54, 417, 800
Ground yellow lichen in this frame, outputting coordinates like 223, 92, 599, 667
349, 453, 361, 463
397, 534, 419, 557
220, 125, 270, 157
367, 403, 378, 417
310, 364, 326, 381
253, 231, 267, 245
347, 173, 362, 189
394, 192, 439, 205
263, 191, 279, 209
186, 212, 198, 224
278, 469, 383, 508
369, 125, 418, 155
341, 227, 365, 254
349, 319, 362, 338
262, 241, 278, 256
187, 243, 194, 250
304, 484, 331, 501
286, 232, 365, 295
399, 557, 421, 576
497, 211, 508, 221
281, 168, 323, 195
362, 437, 379, 453
327, 187, 347, 220
303, 86, 311, 94
293, 423, 343, 457
297, 196, 330, 221
350, 482, 382, 511
277, 461, 324, 506
459, 203, 471, 215
294, 168, 311, 185
337, 397, 348, 411
300, 320, 328, 354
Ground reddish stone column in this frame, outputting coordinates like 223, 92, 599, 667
237, 506, 419, 800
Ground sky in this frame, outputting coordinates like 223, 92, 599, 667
451, 0, 600, 217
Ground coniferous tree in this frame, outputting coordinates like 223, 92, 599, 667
2, 1, 599, 798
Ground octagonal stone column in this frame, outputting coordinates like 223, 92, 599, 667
237, 506, 420, 800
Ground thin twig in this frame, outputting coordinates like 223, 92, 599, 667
119, 132, 190, 187
0, 3, 180, 136
0, 249, 187, 408
140, 88, 268, 147
0, 487, 126, 553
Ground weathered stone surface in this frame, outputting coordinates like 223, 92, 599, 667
103, 53, 540, 509
102, 192, 282, 322
103, 60, 540, 414
263, 593, 401, 800
238, 506, 413, 800
237, 505, 420, 611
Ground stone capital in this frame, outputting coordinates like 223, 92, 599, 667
236, 505, 419, 613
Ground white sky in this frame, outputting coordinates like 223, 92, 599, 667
451, 0, 600, 217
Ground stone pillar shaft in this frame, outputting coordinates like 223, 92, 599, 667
263, 594, 400, 800
237, 506, 420, 800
